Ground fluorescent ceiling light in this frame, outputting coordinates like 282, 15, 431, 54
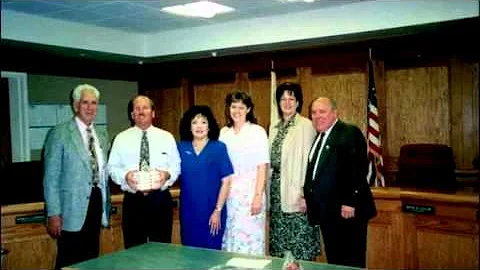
161, 1, 234, 19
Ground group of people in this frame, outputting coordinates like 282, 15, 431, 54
43, 82, 376, 270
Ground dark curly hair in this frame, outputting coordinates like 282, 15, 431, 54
275, 82, 303, 118
224, 90, 257, 127
179, 105, 220, 141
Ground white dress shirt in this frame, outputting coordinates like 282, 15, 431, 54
108, 125, 181, 193
309, 119, 338, 179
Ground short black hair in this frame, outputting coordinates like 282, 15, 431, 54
179, 105, 220, 141
224, 90, 257, 127
275, 82, 303, 118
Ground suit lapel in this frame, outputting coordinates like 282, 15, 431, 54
95, 125, 109, 160
68, 119, 90, 169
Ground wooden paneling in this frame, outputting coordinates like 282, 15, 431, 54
1, 193, 181, 269
146, 87, 183, 139
99, 202, 124, 254
385, 66, 450, 158
450, 59, 479, 170
2, 223, 57, 269
416, 229, 479, 269
2, 188, 477, 269
139, 28, 478, 181
248, 79, 270, 130
145, 53, 478, 177
298, 67, 313, 117
367, 199, 404, 269
249, 77, 270, 130
310, 71, 367, 132
194, 82, 236, 127
367, 188, 479, 269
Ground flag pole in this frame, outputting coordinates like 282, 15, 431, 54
270, 59, 278, 135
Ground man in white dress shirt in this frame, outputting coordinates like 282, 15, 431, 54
108, 95, 180, 248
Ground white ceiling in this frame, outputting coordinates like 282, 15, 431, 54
1, 0, 368, 33
1, 0, 478, 59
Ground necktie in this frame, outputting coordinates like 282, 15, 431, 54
139, 131, 150, 171
86, 127, 99, 186
306, 132, 325, 181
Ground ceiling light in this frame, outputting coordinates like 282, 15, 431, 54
161, 1, 234, 19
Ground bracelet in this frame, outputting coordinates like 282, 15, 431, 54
214, 206, 222, 212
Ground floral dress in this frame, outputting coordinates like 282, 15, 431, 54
219, 122, 270, 256
269, 118, 320, 260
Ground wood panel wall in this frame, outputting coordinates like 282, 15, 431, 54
143, 58, 478, 183
194, 81, 236, 127
385, 66, 451, 165
141, 24, 479, 183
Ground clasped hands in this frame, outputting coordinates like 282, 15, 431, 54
126, 169, 168, 194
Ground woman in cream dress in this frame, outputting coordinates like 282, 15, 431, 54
219, 90, 269, 256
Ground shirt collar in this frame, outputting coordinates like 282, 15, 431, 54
323, 119, 338, 139
75, 116, 93, 131
134, 125, 153, 134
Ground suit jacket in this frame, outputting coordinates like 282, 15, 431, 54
303, 120, 376, 225
43, 118, 111, 231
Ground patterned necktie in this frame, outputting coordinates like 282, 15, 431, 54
139, 130, 150, 171
306, 132, 325, 181
86, 127, 100, 186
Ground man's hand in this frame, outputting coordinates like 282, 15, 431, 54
47, 215, 62, 238
125, 170, 138, 191
341, 205, 355, 219
151, 169, 168, 190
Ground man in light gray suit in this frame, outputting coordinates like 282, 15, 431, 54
43, 84, 110, 270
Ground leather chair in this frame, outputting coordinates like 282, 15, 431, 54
397, 144, 456, 189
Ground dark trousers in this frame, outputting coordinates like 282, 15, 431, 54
320, 216, 368, 268
55, 187, 102, 270
122, 189, 173, 249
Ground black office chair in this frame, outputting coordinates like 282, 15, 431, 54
397, 144, 456, 190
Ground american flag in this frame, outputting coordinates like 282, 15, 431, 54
366, 59, 385, 187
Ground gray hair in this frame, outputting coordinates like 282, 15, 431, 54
311, 97, 337, 110
72, 84, 100, 103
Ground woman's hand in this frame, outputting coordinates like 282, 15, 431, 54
209, 210, 221, 236
250, 194, 263, 215
298, 197, 307, 213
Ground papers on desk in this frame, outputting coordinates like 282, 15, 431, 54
225, 257, 271, 269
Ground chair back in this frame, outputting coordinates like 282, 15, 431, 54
397, 144, 455, 189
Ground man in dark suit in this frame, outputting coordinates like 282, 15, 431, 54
303, 97, 376, 268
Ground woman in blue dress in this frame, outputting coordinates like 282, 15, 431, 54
177, 105, 234, 249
